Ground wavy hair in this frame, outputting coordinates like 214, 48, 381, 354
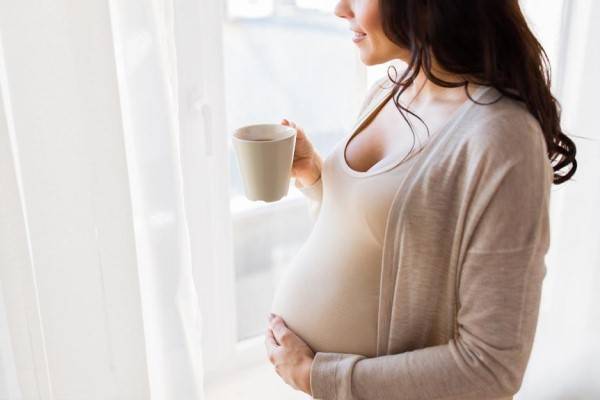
380, 0, 577, 184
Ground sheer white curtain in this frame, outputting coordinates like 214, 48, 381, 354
0, 0, 211, 398
109, 0, 206, 398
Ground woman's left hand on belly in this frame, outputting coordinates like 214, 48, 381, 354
265, 313, 315, 396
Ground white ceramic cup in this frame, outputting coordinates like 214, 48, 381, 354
232, 123, 297, 202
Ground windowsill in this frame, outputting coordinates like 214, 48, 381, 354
204, 358, 312, 400
230, 182, 304, 216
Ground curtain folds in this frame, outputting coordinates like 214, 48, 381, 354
108, 0, 205, 398
0, 0, 206, 398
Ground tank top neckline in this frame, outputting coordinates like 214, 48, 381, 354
340, 84, 491, 178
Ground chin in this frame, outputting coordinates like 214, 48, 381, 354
359, 57, 376, 66
359, 51, 391, 66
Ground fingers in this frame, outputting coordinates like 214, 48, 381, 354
265, 313, 279, 361
270, 316, 293, 345
265, 327, 286, 370
265, 325, 280, 365
282, 119, 304, 144
268, 313, 293, 348
266, 326, 279, 349
281, 118, 301, 134
265, 314, 279, 346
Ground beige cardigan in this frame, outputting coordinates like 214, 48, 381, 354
295, 76, 553, 400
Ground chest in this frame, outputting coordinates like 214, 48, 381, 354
344, 95, 461, 173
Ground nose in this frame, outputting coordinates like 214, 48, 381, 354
334, 0, 352, 19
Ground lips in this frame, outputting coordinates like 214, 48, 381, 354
351, 29, 367, 43
351, 28, 367, 43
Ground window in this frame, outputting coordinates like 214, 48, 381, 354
223, 0, 368, 341
521, 0, 567, 83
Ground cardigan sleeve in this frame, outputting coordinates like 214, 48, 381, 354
308, 115, 553, 400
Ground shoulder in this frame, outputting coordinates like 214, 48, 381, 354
357, 74, 396, 115
458, 87, 548, 165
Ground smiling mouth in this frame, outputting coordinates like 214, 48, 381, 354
352, 32, 367, 42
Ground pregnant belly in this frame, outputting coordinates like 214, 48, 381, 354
270, 236, 382, 357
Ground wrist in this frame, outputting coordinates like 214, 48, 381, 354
301, 356, 314, 396
298, 156, 322, 187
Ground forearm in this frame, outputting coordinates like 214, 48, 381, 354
311, 340, 522, 400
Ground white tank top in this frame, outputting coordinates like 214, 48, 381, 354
270, 124, 423, 357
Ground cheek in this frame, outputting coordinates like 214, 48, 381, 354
354, 0, 381, 35
359, 0, 382, 36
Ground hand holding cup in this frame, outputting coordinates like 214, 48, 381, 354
281, 119, 323, 188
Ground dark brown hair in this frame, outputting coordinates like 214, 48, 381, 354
380, 0, 577, 184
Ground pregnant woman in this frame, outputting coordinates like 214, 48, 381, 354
265, 1, 577, 399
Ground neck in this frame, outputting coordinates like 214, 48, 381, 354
406, 63, 469, 104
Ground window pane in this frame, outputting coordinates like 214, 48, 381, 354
520, 0, 565, 77
223, 0, 365, 341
